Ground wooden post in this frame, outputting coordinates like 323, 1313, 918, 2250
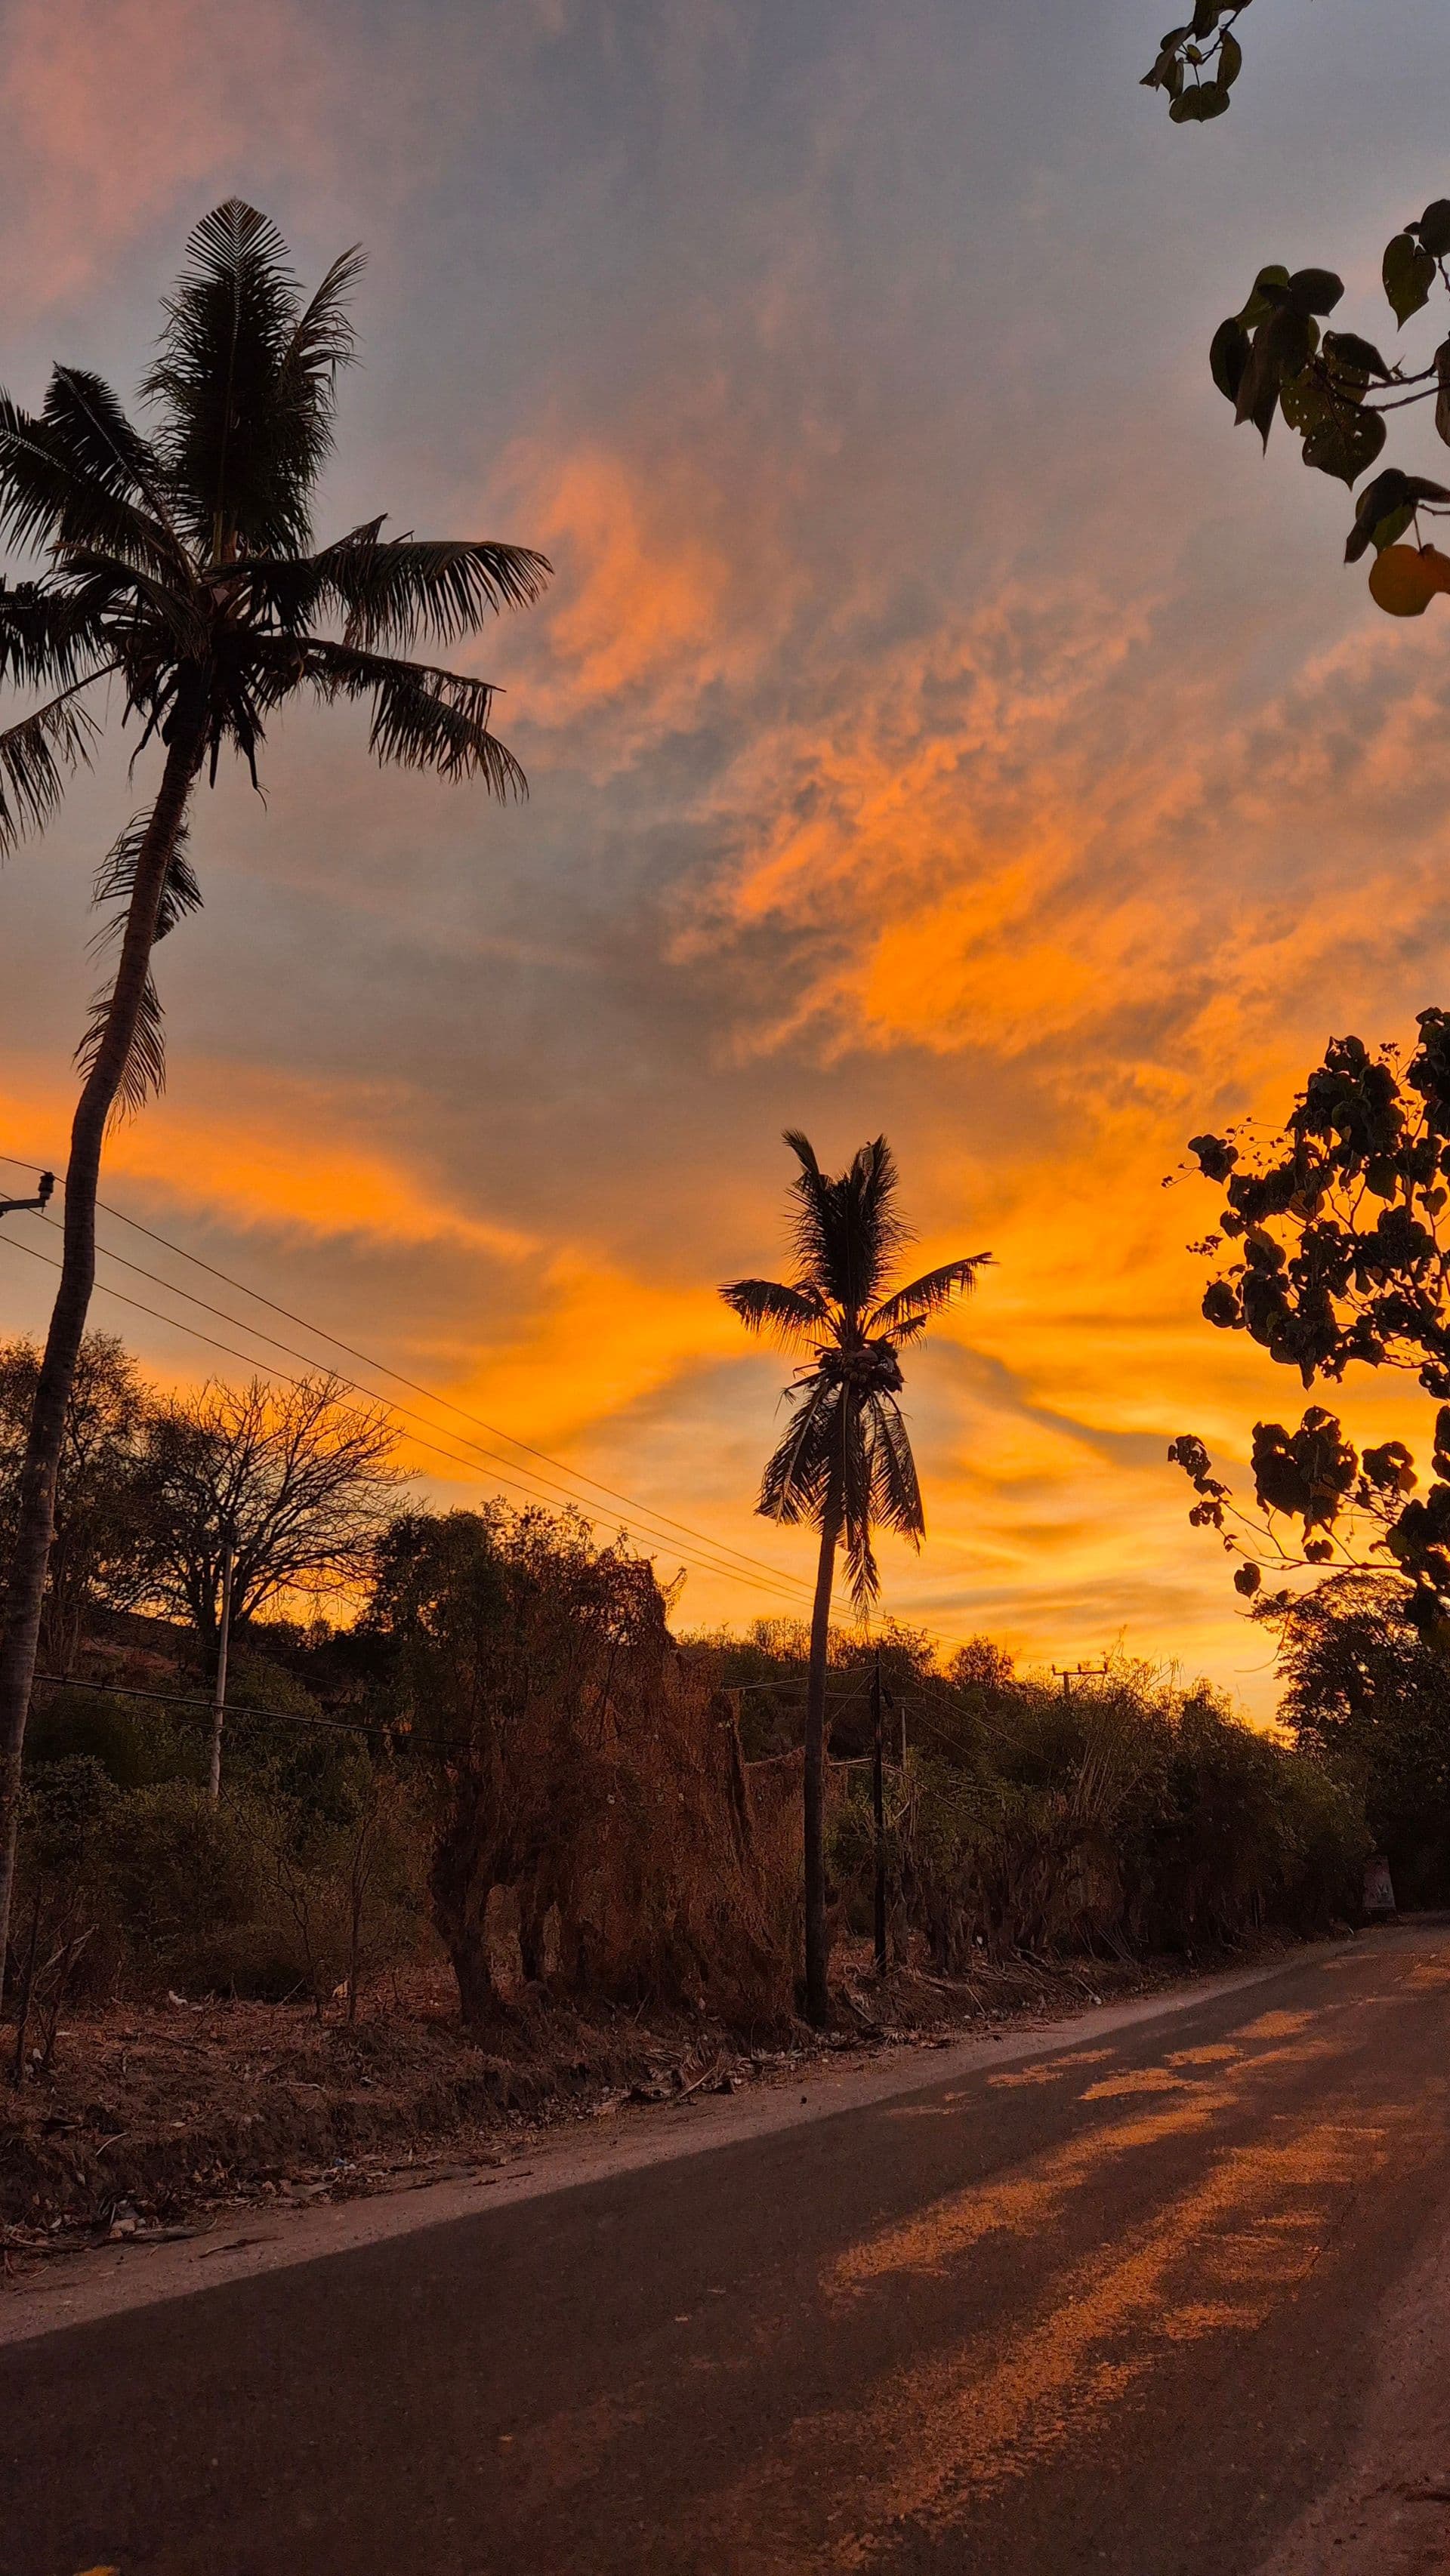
872, 1651, 887, 1975
208, 1530, 234, 1805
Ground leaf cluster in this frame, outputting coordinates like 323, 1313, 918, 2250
1183, 153, 1450, 578
1141, 2, 1250, 123
1171, 1018, 1450, 1639
1186, 1017, 1450, 1395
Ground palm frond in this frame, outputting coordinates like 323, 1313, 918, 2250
781, 1129, 836, 1293
44, 369, 183, 551
758, 1375, 839, 1524
76, 972, 168, 1117
335, 533, 551, 649
719, 1277, 827, 1352
146, 201, 353, 556
0, 574, 118, 689
264, 242, 366, 530
90, 809, 200, 945
781, 1129, 908, 1310
0, 390, 184, 579
865, 1392, 925, 1542
842, 1135, 908, 1309
335, 535, 551, 646
234, 526, 551, 646
301, 639, 527, 794
77, 812, 199, 1112
841, 1402, 881, 1614
0, 677, 107, 853
841, 1520, 880, 1616
868, 1254, 990, 1336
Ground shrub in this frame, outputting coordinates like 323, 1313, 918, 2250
828, 1667, 1364, 1967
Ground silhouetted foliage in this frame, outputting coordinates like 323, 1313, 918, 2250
0, 1333, 155, 1671
1171, 1020, 1450, 1642
363, 1506, 794, 2026
829, 1661, 1360, 1966
1270, 1571, 1450, 1903
1143, 6, 1450, 611
1141, 3, 1251, 124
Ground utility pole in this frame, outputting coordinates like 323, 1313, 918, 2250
1052, 1659, 1109, 1706
0, 1173, 54, 1222
208, 1527, 235, 1805
872, 1649, 887, 1975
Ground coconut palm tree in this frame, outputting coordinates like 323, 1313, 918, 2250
722, 1132, 989, 2023
0, 201, 550, 1971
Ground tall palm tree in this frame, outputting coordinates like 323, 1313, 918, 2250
723, 1132, 988, 2024
0, 202, 550, 1971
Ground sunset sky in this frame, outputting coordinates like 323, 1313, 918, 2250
4, 0, 1450, 1712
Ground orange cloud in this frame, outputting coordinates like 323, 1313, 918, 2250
495, 436, 803, 765
0, 1057, 533, 1260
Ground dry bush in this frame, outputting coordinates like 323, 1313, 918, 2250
369, 1508, 798, 2026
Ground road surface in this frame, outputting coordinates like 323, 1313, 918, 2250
8, 1922, 1450, 2575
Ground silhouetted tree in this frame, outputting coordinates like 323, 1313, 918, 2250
722, 1132, 988, 2023
365, 1505, 677, 2022
0, 200, 548, 1967
0, 1333, 154, 1673
143, 1373, 400, 1794
1271, 1570, 1450, 1900
1171, 1015, 1450, 1644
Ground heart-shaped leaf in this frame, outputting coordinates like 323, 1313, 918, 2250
1385, 230, 1436, 325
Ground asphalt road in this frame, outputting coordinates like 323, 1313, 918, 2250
9, 1923, 1450, 2576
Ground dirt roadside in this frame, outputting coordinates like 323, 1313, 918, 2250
0, 1937, 1344, 2340
2, 1943, 1297, 2248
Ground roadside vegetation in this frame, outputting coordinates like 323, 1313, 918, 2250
0, 1326, 1380, 2149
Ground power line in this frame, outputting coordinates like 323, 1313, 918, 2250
30, 1212, 812, 1607
30, 1668, 400, 1742
0, 1150, 813, 1604
30, 1662, 873, 1757
0, 1229, 812, 1614
0, 1151, 1024, 1666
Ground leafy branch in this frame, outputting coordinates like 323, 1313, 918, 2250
1141, 2, 1252, 123
1170, 1016, 1450, 1645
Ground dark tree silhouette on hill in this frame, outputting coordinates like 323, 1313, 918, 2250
722, 1132, 988, 2023
0, 200, 549, 1970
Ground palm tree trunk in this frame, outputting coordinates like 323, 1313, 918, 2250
804, 1476, 841, 2026
0, 726, 202, 1986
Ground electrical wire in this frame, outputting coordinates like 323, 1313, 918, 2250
0, 1151, 1075, 1670
0, 1150, 816, 1603
30, 1669, 401, 1742
0, 1228, 812, 1614
12, 1206, 813, 1605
